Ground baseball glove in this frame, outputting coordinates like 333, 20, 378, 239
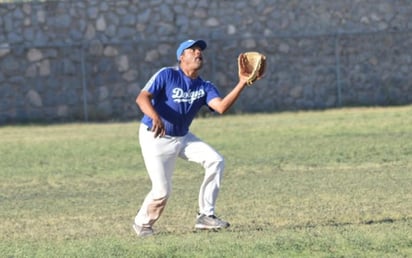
238, 51, 266, 85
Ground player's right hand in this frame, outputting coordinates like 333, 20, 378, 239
151, 118, 166, 138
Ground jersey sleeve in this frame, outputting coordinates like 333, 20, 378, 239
141, 67, 169, 97
204, 81, 221, 104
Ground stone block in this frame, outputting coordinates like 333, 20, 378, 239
27, 48, 43, 62
26, 89, 42, 107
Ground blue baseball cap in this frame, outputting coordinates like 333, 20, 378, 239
176, 39, 207, 61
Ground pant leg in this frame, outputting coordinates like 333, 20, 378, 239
179, 132, 225, 216
134, 124, 180, 227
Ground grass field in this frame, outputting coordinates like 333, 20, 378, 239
1, 106, 412, 257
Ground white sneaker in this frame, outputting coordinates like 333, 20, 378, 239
195, 213, 230, 229
132, 223, 154, 237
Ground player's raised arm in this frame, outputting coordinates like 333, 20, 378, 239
207, 80, 247, 114
208, 52, 266, 114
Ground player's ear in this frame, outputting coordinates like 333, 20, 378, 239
177, 53, 183, 62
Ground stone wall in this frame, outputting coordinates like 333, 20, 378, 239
1, 0, 412, 124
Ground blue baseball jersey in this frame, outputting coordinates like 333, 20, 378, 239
140, 66, 221, 136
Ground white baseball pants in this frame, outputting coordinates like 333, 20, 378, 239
134, 123, 225, 228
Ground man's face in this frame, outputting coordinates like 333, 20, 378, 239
180, 45, 204, 70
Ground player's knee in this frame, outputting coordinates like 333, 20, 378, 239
153, 195, 168, 205
152, 185, 172, 200
216, 156, 225, 171
151, 192, 170, 203
206, 154, 225, 171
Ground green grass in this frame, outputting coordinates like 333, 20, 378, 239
1, 107, 412, 257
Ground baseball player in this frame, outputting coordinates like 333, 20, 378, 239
133, 39, 260, 237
